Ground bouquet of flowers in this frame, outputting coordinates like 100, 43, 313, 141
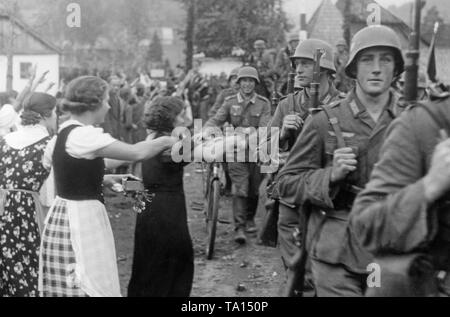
110, 176, 155, 214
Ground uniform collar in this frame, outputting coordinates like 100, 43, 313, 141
237, 92, 256, 104
348, 89, 397, 119
321, 84, 339, 105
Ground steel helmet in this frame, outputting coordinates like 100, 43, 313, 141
336, 39, 347, 47
237, 66, 260, 84
345, 25, 404, 79
254, 40, 266, 49
290, 39, 336, 73
287, 32, 300, 43
228, 67, 240, 81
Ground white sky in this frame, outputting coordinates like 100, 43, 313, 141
284, 0, 414, 21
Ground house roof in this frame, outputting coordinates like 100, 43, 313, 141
307, 0, 345, 46
307, 0, 450, 84
0, 12, 61, 54
308, 0, 430, 47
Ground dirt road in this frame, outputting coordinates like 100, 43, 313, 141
107, 163, 285, 297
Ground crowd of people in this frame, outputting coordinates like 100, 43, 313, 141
1, 22, 450, 298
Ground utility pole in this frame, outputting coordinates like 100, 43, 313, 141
6, 15, 14, 92
185, 0, 196, 71
3, 0, 19, 92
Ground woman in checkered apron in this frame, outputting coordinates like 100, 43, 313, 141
39, 76, 178, 297
0, 93, 57, 297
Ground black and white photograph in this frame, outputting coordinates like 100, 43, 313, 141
0, 0, 449, 301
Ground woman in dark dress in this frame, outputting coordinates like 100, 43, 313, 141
128, 96, 194, 297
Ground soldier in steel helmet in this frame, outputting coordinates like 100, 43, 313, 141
276, 25, 408, 296
275, 33, 301, 95
334, 39, 352, 93
205, 66, 272, 244
266, 39, 345, 292
208, 67, 241, 118
247, 39, 276, 99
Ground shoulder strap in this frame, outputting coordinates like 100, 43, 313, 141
321, 106, 346, 148
415, 102, 450, 134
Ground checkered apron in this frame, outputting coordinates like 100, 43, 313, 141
39, 200, 88, 297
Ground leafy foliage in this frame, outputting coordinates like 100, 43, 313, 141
148, 32, 163, 62
179, 0, 290, 58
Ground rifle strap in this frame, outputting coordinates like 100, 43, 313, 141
321, 106, 346, 148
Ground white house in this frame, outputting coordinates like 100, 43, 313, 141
0, 13, 60, 95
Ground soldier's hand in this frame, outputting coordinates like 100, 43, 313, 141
281, 115, 303, 140
424, 131, 450, 203
330, 147, 357, 183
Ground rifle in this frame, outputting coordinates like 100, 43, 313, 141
271, 75, 280, 115
404, 0, 424, 104
283, 48, 324, 297
287, 72, 296, 95
257, 72, 296, 248
286, 72, 299, 149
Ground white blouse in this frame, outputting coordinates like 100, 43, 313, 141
44, 120, 116, 169
3, 124, 49, 150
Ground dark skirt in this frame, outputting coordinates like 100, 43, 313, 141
127, 190, 194, 297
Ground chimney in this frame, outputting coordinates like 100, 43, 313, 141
299, 13, 308, 40
300, 14, 307, 31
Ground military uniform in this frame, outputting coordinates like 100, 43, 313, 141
271, 84, 344, 270
247, 51, 275, 99
276, 89, 405, 296
275, 46, 295, 95
271, 85, 343, 151
208, 87, 239, 118
206, 92, 271, 231
350, 95, 450, 297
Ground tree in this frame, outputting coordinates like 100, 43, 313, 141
148, 32, 164, 63
183, 0, 196, 70
179, 0, 289, 59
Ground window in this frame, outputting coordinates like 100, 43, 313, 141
161, 28, 174, 45
20, 62, 33, 79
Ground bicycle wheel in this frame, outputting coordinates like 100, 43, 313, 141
206, 178, 220, 260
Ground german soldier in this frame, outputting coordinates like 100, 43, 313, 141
275, 33, 300, 96
247, 39, 276, 99
276, 25, 407, 296
269, 39, 344, 292
206, 66, 272, 244
334, 39, 352, 93
208, 67, 241, 118
350, 63, 450, 298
